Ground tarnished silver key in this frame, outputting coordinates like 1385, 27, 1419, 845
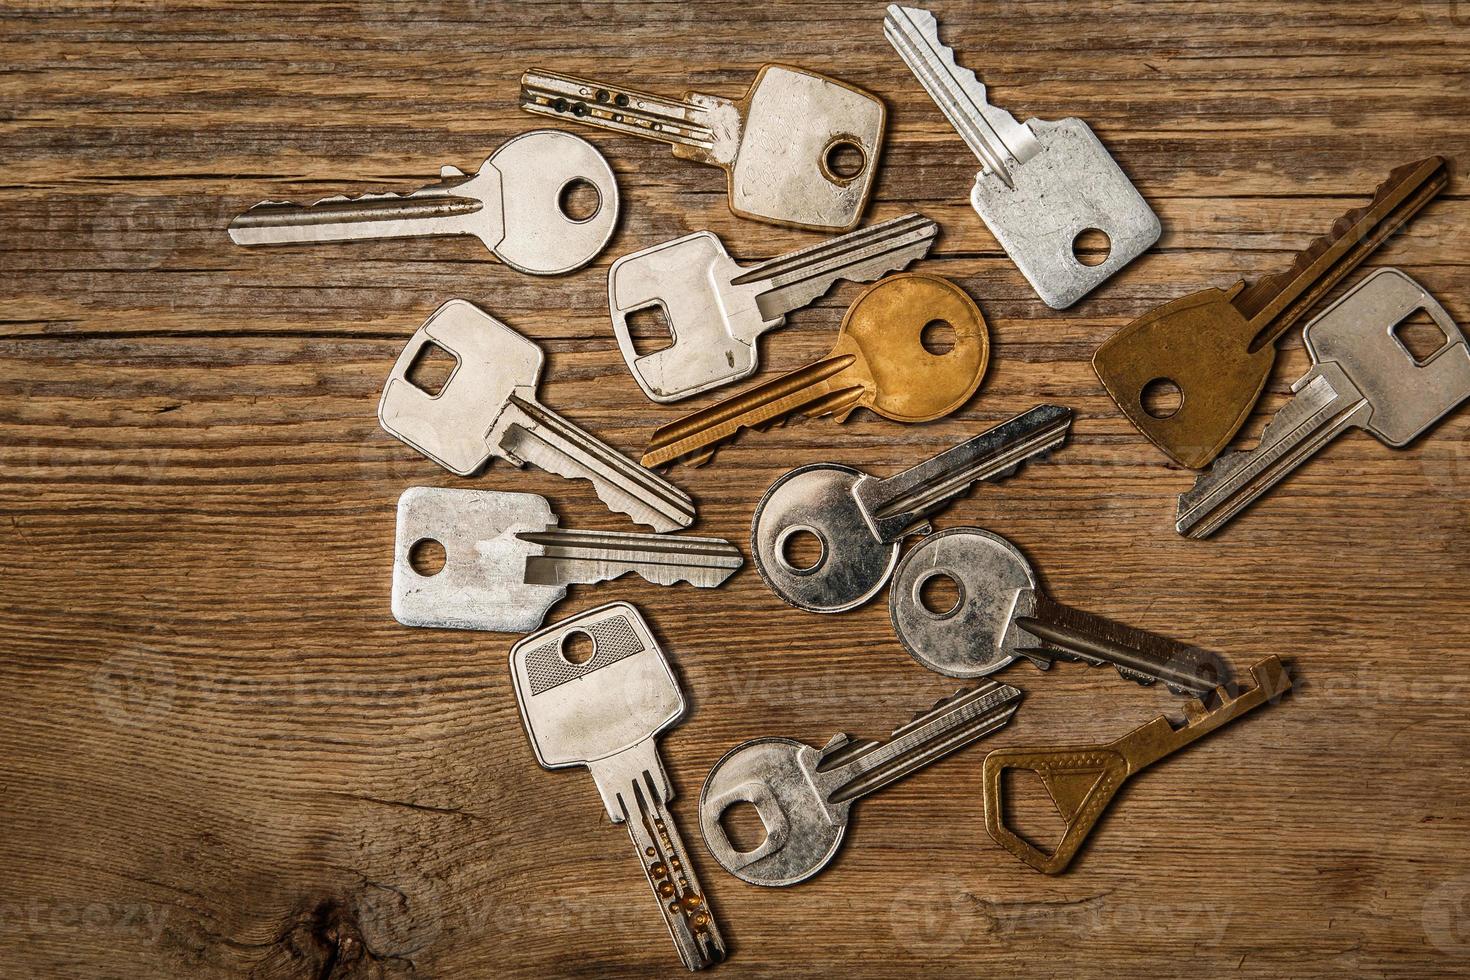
884, 5, 1160, 308
699, 680, 1022, 886
889, 527, 1229, 692
227, 130, 619, 276
511, 603, 726, 970
379, 300, 695, 531
392, 488, 743, 633
521, 64, 885, 232
752, 404, 1072, 613
610, 213, 939, 403
1177, 268, 1470, 538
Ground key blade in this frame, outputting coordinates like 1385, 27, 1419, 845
519, 68, 731, 160
853, 403, 1072, 542
517, 528, 744, 588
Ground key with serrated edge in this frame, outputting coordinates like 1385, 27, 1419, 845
752, 404, 1072, 613
227, 130, 619, 276
1176, 268, 1470, 538
699, 679, 1022, 887
983, 655, 1292, 874
1093, 155, 1450, 469
511, 603, 725, 970
521, 64, 884, 232
379, 300, 695, 531
610, 213, 939, 403
884, 5, 1161, 309
890, 527, 1230, 693
391, 488, 743, 633
640, 273, 988, 468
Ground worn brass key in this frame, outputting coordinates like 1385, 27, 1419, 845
1093, 157, 1448, 468
982, 655, 1292, 874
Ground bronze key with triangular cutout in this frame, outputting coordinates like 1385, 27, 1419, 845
1093, 157, 1449, 468
981, 655, 1292, 874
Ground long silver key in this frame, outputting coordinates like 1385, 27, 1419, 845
752, 404, 1072, 613
609, 213, 939, 403
884, 5, 1160, 308
699, 680, 1022, 886
227, 130, 619, 276
890, 527, 1229, 692
511, 603, 726, 970
521, 65, 884, 232
391, 487, 742, 633
1177, 268, 1470, 538
379, 300, 695, 531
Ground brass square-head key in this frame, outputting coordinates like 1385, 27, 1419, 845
521, 64, 886, 232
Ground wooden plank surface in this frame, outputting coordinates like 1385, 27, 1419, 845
3, 1, 1469, 976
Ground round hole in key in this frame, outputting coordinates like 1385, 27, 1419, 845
1072, 227, 1112, 267
821, 138, 867, 182
559, 628, 597, 666
1141, 377, 1184, 419
408, 538, 446, 577
719, 801, 767, 855
557, 177, 601, 223
777, 525, 827, 574
920, 318, 956, 356
916, 570, 963, 617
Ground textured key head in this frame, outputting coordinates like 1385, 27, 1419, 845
1304, 268, 1470, 446
1092, 284, 1276, 469
727, 65, 886, 232
889, 527, 1037, 678
391, 487, 563, 633
835, 273, 989, 422
608, 231, 763, 403
510, 602, 683, 770
378, 300, 543, 476
486, 129, 620, 275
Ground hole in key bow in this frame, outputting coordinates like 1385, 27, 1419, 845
559, 629, 597, 666
626, 304, 677, 357
917, 570, 962, 616
1140, 377, 1183, 419
1001, 768, 1070, 853
718, 801, 767, 854
778, 526, 826, 573
920, 318, 956, 356
1072, 227, 1112, 267
1392, 307, 1451, 365
408, 538, 446, 577
822, 139, 867, 182
405, 342, 457, 396
557, 177, 601, 222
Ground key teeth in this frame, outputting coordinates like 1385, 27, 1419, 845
1115, 665, 1159, 687
884, 5, 991, 108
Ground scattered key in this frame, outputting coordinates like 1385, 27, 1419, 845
889, 526, 1228, 693
511, 603, 726, 970
1093, 155, 1449, 468
379, 300, 695, 531
391, 487, 743, 633
699, 680, 1022, 886
610, 213, 939, 403
227, 130, 620, 276
752, 404, 1072, 613
1176, 269, 1470, 538
520, 65, 885, 232
983, 655, 1291, 873
884, 5, 1160, 309
640, 273, 989, 468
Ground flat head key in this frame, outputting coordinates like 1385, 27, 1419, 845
640, 273, 989, 468
889, 527, 1228, 694
751, 404, 1072, 613
609, 213, 939, 403
983, 655, 1292, 873
699, 680, 1021, 886
511, 603, 725, 969
1093, 155, 1450, 468
227, 130, 619, 276
1176, 269, 1470, 538
521, 64, 885, 232
379, 299, 695, 531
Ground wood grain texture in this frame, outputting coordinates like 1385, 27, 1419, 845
2, 1, 1469, 976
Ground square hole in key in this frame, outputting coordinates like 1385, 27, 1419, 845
1391, 307, 1452, 365
718, 801, 768, 854
625, 303, 677, 357
405, 341, 458, 396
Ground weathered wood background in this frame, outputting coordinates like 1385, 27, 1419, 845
3, 1, 1469, 976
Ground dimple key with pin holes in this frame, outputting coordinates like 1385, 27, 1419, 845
378, 300, 696, 532
983, 655, 1292, 874
390, 488, 743, 633
1176, 268, 1470, 538
227, 130, 619, 276
752, 404, 1073, 613
521, 64, 885, 232
610, 213, 939, 403
698, 679, 1022, 887
884, 5, 1161, 309
1093, 155, 1450, 469
889, 527, 1229, 693
510, 603, 726, 971
640, 273, 989, 468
